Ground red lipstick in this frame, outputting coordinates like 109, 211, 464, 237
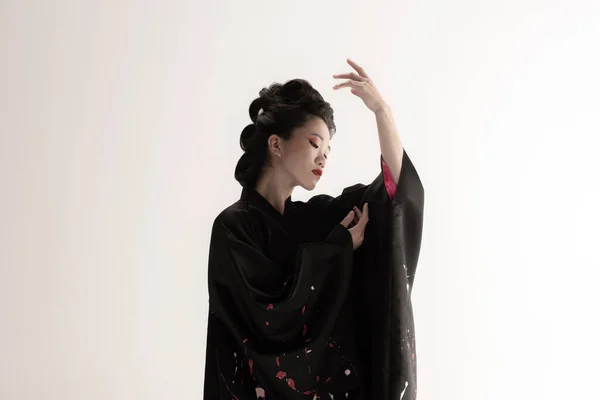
312, 169, 323, 177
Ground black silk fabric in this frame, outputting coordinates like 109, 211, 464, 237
204, 149, 424, 399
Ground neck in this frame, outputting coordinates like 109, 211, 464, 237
254, 167, 294, 215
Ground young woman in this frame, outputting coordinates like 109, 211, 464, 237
203, 59, 424, 400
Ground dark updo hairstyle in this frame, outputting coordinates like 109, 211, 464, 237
234, 78, 336, 189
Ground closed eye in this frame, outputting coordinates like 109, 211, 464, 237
309, 139, 328, 159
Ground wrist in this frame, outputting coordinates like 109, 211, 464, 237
373, 102, 391, 115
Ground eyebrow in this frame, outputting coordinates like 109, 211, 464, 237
309, 133, 331, 152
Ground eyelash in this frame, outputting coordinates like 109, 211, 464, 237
309, 140, 328, 159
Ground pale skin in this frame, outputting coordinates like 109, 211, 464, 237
255, 58, 404, 249
333, 58, 404, 182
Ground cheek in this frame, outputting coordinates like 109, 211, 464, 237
285, 147, 312, 167
287, 155, 309, 173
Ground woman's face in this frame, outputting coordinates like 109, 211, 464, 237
274, 116, 331, 191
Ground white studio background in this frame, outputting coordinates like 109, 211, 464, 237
1, 1, 599, 399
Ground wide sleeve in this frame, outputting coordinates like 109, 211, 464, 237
308, 148, 424, 231
306, 147, 424, 400
208, 214, 354, 349
205, 209, 365, 397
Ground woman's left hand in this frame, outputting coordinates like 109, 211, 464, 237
333, 58, 388, 113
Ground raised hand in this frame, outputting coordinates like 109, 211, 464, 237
333, 58, 388, 113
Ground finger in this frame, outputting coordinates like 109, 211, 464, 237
333, 80, 366, 90
340, 210, 354, 227
358, 203, 369, 227
351, 206, 360, 225
353, 208, 361, 225
347, 58, 370, 79
333, 72, 367, 82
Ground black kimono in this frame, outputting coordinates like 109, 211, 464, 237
204, 148, 424, 399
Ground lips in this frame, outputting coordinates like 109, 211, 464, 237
311, 169, 322, 177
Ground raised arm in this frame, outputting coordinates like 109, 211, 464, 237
333, 58, 404, 182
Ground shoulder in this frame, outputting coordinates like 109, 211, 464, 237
213, 199, 249, 230
304, 183, 369, 214
302, 193, 334, 210
211, 199, 265, 245
290, 194, 337, 221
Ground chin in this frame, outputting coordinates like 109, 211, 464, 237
299, 177, 318, 191
300, 182, 317, 191
296, 172, 319, 191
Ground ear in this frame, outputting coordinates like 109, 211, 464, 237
267, 134, 283, 158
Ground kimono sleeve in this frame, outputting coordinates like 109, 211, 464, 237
304, 148, 424, 400
207, 210, 355, 353
308, 148, 424, 225
307, 147, 424, 286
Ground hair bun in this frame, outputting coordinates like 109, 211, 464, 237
249, 97, 271, 123
239, 123, 259, 152
278, 79, 315, 103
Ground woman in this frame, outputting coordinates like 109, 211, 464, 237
204, 59, 424, 399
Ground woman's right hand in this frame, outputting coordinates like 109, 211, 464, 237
339, 203, 369, 250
